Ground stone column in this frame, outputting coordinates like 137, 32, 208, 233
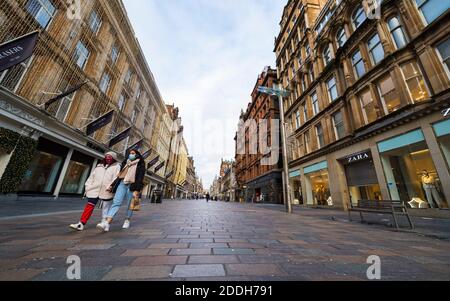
53, 149, 74, 199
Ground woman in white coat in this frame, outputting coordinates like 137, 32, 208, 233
69, 152, 121, 231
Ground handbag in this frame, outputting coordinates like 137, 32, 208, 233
130, 196, 141, 211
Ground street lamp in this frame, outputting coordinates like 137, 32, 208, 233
257, 84, 293, 214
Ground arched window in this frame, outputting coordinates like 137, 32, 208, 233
352, 6, 367, 29
336, 27, 347, 48
387, 16, 407, 49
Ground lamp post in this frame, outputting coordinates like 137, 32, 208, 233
257, 84, 293, 214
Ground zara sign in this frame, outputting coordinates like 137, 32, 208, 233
340, 150, 372, 165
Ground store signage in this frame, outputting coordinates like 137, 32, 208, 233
340, 150, 372, 164
127, 139, 144, 153
165, 170, 174, 179
45, 81, 87, 110
147, 156, 160, 169
85, 110, 114, 136
141, 149, 152, 160
108, 127, 131, 147
443, 108, 450, 118
154, 161, 165, 172
0, 31, 39, 73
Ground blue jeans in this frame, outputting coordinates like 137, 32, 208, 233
106, 180, 134, 220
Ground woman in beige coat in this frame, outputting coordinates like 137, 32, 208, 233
69, 152, 121, 231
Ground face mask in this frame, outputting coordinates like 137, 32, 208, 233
129, 154, 137, 161
105, 156, 114, 165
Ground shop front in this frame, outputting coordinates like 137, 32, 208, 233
338, 150, 382, 206
378, 129, 448, 209
303, 161, 332, 206
289, 169, 303, 205
433, 119, 450, 171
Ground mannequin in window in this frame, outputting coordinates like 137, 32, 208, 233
421, 170, 442, 209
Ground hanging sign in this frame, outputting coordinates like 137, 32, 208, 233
0, 31, 39, 73
85, 110, 114, 136
108, 127, 131, 147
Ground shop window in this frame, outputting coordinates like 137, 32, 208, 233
400, 61, 429, 103
379, 130, 448, 208
433, 119, 450, 172
289, 170, 303, 205
304, 162, 331, 206
415, 0, 449, 25
377, 74, 401, 114
388, 16, 407, 49
60, 151, 93, 195
359, 88, 379, 124
26, 0, 56, 29
19, 138, 68, 194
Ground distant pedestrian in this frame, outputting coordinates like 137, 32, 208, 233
97, 149, 146, 232
206, 193, 210, 202
69, 152, 120, 231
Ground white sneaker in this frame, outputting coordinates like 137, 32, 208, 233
69, 222, 84, 231
122, 220, 130, 229
96, 221, 110, 232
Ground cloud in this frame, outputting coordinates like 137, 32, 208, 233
123, 0, 286, 188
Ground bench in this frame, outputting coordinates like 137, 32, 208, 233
348, 200, 414, 230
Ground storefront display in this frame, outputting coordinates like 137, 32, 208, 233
378, 129, 447, 208
19, 138, 67, 194
433, 119, 450, 170
60, 151, 94, 195
339, 150, 382, 205
304, 161, 331, 206
289, 169, 303, 205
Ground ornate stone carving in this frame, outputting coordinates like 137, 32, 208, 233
0, 100, 45, 127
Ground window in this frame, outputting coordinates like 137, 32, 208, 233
0, 57, 33, 92
295, 110, 301, 129
327, 77, 338, 102
131, 110, 137, 123
388, 16, 407, 49
336, 27, 347, 48
26, 0, 56, 29
352, 50, 366, 79
89, 10, 102, 34
352, 5, 367, 29
368, 33, 385, 65
74, 41, 90, 70
323, 45, 332, 65
309, 65, 315, 82
400, 61, 429, 102
415, 0, 449, 25
377, 75, 401, 114
111, 45, 119, 63
125, 69, 132, 84
303, 104, 308, 122
436, 38, 450, 77
305, 131, 311, 154
99, 72, 111, 94
316, 124, 325, 148
359, 89, 378, 124
332, 111, 345, 140
305, 44, 311, 57
311, 92, 319, 116
118, 93, 126, 110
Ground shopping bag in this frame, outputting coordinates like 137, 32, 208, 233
130, 196, 141, 211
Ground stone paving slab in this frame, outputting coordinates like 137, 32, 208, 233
0, 200, 449, 281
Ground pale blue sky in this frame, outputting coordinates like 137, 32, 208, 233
122, 0, 286, 188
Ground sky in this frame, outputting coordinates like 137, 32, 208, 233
122, 0, 286, 189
